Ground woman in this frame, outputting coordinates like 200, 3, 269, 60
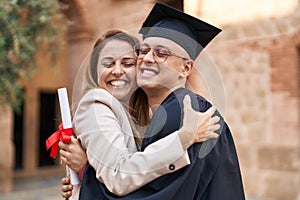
60, 30, 220, 199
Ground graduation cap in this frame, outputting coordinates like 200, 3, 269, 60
139, 3, 221, 60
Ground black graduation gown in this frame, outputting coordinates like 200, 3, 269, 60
79, 88, 245, 200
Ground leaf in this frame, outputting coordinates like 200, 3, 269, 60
0, 0, 60, 110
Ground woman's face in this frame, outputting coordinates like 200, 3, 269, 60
97, 40, 137, 102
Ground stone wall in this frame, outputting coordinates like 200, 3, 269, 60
0, 106, 13, 192
209, 9, 300, 199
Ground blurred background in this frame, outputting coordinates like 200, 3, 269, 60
0, 0, 299, 199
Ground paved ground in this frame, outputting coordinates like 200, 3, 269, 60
0, 176, 273, 200
0, 176, 62, 200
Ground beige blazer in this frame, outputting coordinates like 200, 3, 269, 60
73, 88, 190, 196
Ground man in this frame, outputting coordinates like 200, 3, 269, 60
79, 3, 245, 199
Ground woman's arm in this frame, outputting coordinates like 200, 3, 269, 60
75, 101, 190, 196
64, 89, 219, 196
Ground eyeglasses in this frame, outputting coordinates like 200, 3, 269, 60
134, 43, 189, 63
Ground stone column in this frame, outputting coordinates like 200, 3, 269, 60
59, 0, 100, 92
0, 106, 14, 192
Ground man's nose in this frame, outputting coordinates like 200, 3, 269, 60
142, 49, 155, 63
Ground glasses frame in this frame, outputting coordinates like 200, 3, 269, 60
134, 43, 189, 63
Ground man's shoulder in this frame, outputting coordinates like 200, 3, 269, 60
166, 88, 212, 112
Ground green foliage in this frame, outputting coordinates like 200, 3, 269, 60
0, 0, 59, 110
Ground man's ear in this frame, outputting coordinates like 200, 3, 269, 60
180, 60, 194, 78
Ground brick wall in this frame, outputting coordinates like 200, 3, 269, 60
210, 9, 300, 199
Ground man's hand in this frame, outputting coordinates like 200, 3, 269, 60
61, 177, 73, 199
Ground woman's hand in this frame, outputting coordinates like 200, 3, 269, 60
61, 177, 73, 199
59, 137, 87, 173
178, 95, 220, 150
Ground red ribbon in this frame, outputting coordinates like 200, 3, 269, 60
46, 124, 72, 159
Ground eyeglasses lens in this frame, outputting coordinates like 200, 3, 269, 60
134, 43, 169, 63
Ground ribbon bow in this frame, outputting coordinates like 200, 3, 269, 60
46, 124, 73, 158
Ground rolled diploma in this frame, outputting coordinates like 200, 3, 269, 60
58, 88, 80, 185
